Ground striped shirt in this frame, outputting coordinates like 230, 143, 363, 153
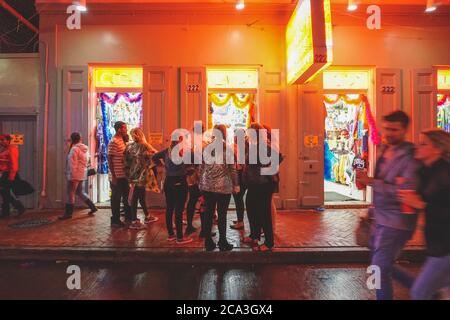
108, 136, 126, 179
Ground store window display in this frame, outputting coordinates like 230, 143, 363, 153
437, 94, 450, 133
324, 94, 379, 201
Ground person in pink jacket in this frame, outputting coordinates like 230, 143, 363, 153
59, 132, 98, 220
0, 134, 25, 218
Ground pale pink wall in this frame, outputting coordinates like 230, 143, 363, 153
56, 25, 285, 70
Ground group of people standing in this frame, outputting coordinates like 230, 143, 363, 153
62, 120, 282, 252
357, 110, 450, 300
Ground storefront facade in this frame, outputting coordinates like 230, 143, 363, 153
31, 0, 450, 209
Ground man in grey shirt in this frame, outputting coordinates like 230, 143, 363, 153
357, 110, 420, 300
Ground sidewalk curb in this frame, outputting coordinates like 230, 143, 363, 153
0, 246, 426, 264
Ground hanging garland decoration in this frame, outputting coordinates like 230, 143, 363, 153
209, 93, 253, 109
362, 94, 381, 145
324, 94, 381, 146
207, 93, 256, 129
100, 92, 143, 105
323, 94, 363, 106
437, 94, 448, 106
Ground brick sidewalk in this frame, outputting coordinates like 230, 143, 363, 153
0, 208, 424, 249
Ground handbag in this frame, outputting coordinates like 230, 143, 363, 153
355, 207, 374, 248
11, 174, 35, 196
87, 168, 97, 176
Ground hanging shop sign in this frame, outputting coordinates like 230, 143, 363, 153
94, 67, 143, 88
10, 133, 24, 145
437, 69, 450, 91
286, 0, 333, 84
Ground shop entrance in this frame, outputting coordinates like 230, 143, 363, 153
90, 67, 143, 203
324, 94, 367, 202
437, 69, 450, 133
322, 69, 374, 204
206, 68, 259, 141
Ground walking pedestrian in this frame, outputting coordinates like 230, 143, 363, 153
59, 132, 98, 220
356, 110, 421, 300
0, 134, 25, 218
394, 129, 450, 299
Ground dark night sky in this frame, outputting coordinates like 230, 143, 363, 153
0, 0, 39, 53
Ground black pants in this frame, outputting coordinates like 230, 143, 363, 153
203, 191, 231, 246
110, 178, 131, 223
0, 172, 25, 216
130, 185, 149, 221
187, 184, 201, 229
232, 185, 247, 222
164, 176, 188, 239
246, 183, 274, 248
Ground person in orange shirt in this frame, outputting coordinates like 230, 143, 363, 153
0, 134, 25, 218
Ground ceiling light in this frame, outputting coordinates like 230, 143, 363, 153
347, 0, 358, 11
74, 0, 87, 12
425, 0, 438, 12
236, 0, 245, 11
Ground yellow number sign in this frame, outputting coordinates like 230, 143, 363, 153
10, 134, 24, 145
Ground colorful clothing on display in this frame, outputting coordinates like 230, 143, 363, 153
324, 94, 375, 186
96, 92, 143, 174
437, 94, 450, 133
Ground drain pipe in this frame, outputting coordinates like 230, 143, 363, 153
38, 40, 50, 209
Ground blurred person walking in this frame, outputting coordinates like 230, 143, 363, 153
59, 132, 97, 220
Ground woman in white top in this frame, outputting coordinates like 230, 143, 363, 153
59, 132, 98, 220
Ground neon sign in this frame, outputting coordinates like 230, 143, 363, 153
323, 70, 370, 90
437, 69, 450, 91
93, 67, 143, 88
286, 0, 333, 84
207, 69, 259, 89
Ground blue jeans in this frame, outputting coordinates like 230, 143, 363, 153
370, 224, 414, 300
394, 254, 450, 300
411, 255, 450, 299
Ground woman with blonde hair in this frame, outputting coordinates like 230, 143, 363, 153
199, 124, 240, 251
124, 127, 159, 229
396, 129, 450, 299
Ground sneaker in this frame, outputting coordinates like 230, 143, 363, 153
176, 237, 193, 245
167, 235, 177, 242
129, 220, 146, 230
144, 216, 159, 224
58, 215, 72, 220
230, 221, 244, 230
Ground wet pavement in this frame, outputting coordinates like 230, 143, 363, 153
0, 261, 422, 300
0, 208, 425, 249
